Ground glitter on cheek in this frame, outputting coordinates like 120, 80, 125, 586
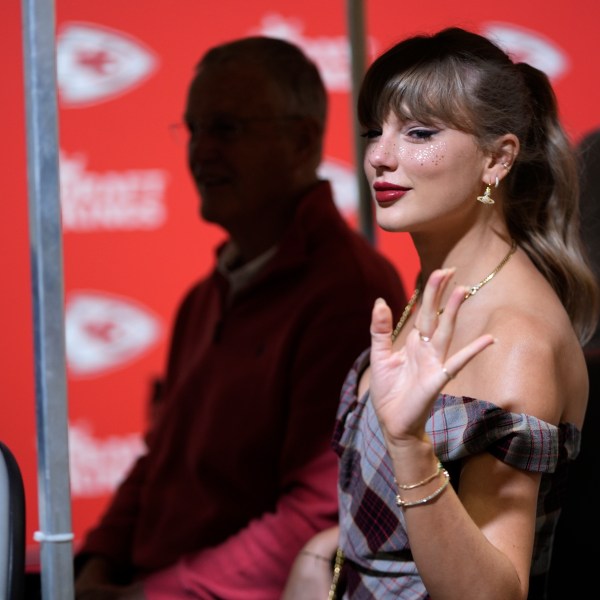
408, 141, 447, 166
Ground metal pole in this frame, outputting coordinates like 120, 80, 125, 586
21, 0, 74, 597
346, 0, 374, 243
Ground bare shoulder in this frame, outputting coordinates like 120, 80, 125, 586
451, 280, 587, 428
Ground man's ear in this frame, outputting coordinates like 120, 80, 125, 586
290, 116, 323, 160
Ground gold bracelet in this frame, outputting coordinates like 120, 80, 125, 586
395, 468, 450, 508
394, 461, 443, 490
300, 549, 331, 563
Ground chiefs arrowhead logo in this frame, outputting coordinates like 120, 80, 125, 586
65, 291, 163, 377
481, 22, 569, 81
57, 22, 159, 107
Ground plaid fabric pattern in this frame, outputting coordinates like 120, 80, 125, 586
331, 348, 581, 599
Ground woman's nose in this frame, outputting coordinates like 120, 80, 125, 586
366, 138, 398, 170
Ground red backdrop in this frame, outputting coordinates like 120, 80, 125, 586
2, 0, 599, 566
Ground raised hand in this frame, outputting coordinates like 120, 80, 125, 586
369, 268, 495, 443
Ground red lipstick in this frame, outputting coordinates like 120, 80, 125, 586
373, 182, 409, 204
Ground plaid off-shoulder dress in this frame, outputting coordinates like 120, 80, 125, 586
331, 348, 581, 600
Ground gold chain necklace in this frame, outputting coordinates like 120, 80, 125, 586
391, 287, 421, 342
391, 239, 517, 342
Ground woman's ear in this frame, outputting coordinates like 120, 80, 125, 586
483, 133, 519, 185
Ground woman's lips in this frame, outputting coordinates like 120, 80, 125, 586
373, 183, 409, 204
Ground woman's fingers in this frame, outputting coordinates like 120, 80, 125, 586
371, 272, 496, 384
442, 334, 496, 382
368, 280, 496, 437
415, 268, 455, 339
429, 282, 468, 348
370, 297, 394, 359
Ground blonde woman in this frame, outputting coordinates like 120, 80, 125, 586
284, 27, 599, 600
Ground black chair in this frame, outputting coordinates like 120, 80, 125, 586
0, 441, 26, 600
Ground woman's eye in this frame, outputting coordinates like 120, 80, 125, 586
407, 128, 437, 141
360, 128, 382, 139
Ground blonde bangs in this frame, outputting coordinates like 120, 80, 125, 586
362, 59, 479, 133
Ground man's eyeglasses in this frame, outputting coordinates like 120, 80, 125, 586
169, 115, 302, 144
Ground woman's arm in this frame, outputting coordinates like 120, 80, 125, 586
369, 269, 535, 600
281, 526, 339, 600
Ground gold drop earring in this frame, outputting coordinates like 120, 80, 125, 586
477, 176, 499, 205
